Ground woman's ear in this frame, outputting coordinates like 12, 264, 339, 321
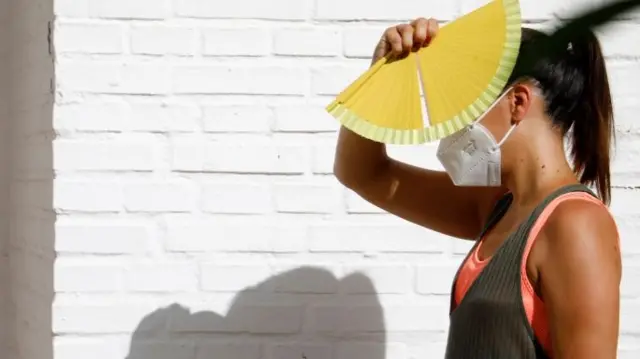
508, 83, 534, 125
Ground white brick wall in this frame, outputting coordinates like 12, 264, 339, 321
0, 0, 639, 358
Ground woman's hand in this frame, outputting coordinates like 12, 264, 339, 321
371, 17, 439, 65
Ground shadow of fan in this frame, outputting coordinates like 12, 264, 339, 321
125, 266, 386, 359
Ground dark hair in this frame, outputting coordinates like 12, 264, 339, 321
507, 27, 615, 205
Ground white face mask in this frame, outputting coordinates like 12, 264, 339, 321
436, 89, 517, 187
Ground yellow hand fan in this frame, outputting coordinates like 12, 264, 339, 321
326, 0, 522, 144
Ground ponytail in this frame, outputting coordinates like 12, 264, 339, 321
509, 28, 615, 205
567, 31, 614, 205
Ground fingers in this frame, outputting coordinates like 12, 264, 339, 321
385, 18, 438, 57
398, 24, 415, 53
411, 17, 429, 50
383, 26, 403, 55
426, 18, 439, 41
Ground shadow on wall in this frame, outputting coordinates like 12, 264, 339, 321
125, 267, 386, 359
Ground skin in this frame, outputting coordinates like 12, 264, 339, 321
334, 18, 621, 358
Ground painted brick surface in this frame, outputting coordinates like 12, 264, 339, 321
19, 0, 639, 358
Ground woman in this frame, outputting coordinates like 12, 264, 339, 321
333, 18, 621, 359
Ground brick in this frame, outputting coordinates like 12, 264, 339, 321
271, 263, 340, 294
123, 180, 197, 213
203, 106, 273, 133
196, 342, 261, 359
609, 188, 640, 216
200, 263, 271, 292
55, 22, 124, 54
620, 336, 640, 355
174, 0, 309, 20
202, 28, 271, 56
384, 304, 449, 332
336, 342, 408, 359
273, 104, 338, 133
168, 304, 304, 334
308, 221, 445, 253
53, 302, 156, 334
608, 61, 640, 102
246, 305, 304, 334
311, 305, 386, 333
54, 180, 122, 212
620, 300, 640, 334
611, 133, 640, 186
311, 139, 338, 174
345, 190, 386, 214
55, 218, 151, 254
416, 263, 460, 295
55, 0, 169, 19
171, 140, 308, 174
54, 100, 128, 132
316, 0, 456, 20
125, 261, 197, 292
620, 348, 640, 359
53, 137, 158, 171
54, 337, 128, 359
168, 309, 245, 333
409, 342, 447, 359
343, 26, 384, 58
54, 260, 123, 292
597, 22, 640, 58
341, 264, 412, 294
56, 60, 170, 94
621, 263, 640, 298
614, 101, 640, 134
165, 218, 306, 253
129, 100, 202, 133
130, 25, 196, 56
311, 64, 368, 96
201, 181, 273, 214
273, 179, 343, 214
616, 216, 640, 256
123, 340, 196, 359
268, 343, 332, 359
172, 65, 308, 95
273, 27, 341, 57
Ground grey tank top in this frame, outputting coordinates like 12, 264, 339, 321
444, 184, 597, 359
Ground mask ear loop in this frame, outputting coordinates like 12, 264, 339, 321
471, 86, 514, 130
493, 123, 518, 151
491, 81, 544, 151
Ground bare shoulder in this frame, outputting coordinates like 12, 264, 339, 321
535, 197, 621, 357
541, 198, 620, 269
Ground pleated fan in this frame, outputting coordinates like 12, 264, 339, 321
326, 0, 522, 144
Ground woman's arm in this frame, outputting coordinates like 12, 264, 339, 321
537, 200, 621, 358
334, 18, 504, 240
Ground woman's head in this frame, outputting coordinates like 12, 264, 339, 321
480, 27, 614, 204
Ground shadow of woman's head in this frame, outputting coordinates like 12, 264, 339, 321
126, 266, 385, 359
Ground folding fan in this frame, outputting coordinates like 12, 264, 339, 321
326, 0, 522, 144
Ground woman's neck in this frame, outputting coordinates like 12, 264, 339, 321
503, 141, 578, 206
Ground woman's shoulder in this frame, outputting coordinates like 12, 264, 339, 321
537, 195, 620, 279
543, 195, 618, 248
